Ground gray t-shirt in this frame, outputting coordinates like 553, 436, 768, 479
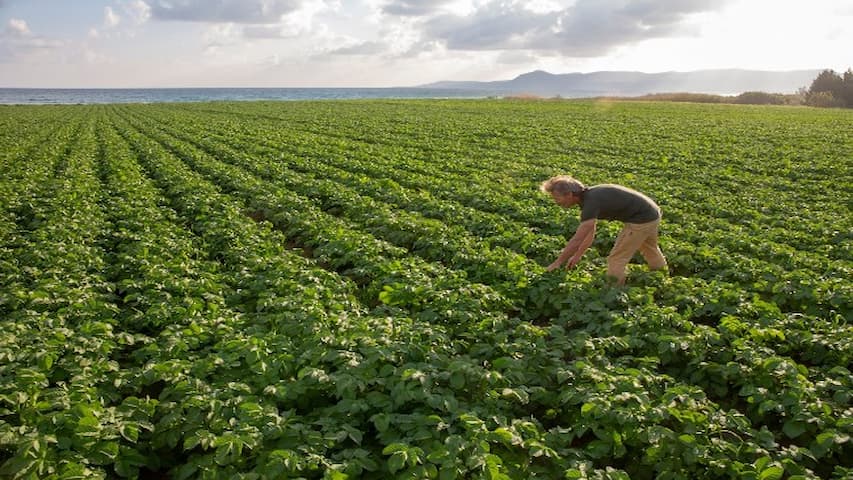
580, 184, 661, 223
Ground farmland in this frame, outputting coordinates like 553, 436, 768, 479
0, 99, 850, 479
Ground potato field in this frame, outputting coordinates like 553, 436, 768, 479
0, 99, 851, 479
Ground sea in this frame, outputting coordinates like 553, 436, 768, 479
0, 87, 504, 105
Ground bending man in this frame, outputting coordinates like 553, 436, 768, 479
540, 175, 667, 285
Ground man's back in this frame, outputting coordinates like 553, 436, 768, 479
580, 184, 661, 223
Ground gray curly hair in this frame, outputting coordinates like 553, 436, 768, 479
539, 175, 586, 196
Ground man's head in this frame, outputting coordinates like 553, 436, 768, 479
540, 175, 585, 208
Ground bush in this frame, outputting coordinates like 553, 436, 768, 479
805, 91, 845, 108
634, 92, 726, 103
734, 91, 787, 105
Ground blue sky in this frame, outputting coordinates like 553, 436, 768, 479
1, 0, 851, 88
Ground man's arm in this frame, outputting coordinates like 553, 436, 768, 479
567, 219, 596, 267
546, 219, 597, 271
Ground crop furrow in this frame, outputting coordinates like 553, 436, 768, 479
168, 104, 839, 276
120, 108, 853, 442
108, 108, 432, 477
119, 108, 556, 311
177, 102, 531, 183
172, 103, 506, 176
3, 101, 849, 479
137, 106, 569, 262
109, 110, 367, 324
104, 108, 614, 479
112, 108, 816, 480
0, 115, 86, 236
177, 102, 846, 268
97, 107, 327, 478
139, 106, 843, 322
0, 111, 139, 479
132, 106, 853, 463
96, 111, 240, 337
0, 115, 92, 317
114, 107, 518, 326
0, 114, 72, 171
131, 105, 848, 322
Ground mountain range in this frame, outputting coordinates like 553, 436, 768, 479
420, 69, 822, 97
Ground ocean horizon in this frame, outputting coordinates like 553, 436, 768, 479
0, 87, 506, 105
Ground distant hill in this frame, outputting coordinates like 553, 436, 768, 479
420, 69, 822, 97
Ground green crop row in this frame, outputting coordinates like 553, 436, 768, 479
0, 101, 850, 479
118, 103, 843, 474
155, 102, 850, 319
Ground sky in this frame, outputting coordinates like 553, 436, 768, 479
1, 0, 851, 88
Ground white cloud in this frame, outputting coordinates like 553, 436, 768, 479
327, 40, 387, 55
125, 0, 152, 24
2, 0, 848, 88
416, 0, 730, 56
241, 0, 329, 38
280, 0, 328, 35
146, 0, 303, 24
522, 0, 563, 14
203, 23, 243, 51
7, 18, 31, 37
0, 19, 65, 63
84, 48, 109, 64
380, 0, 457, 16
105, 6, 121, 28
495, 49, 539, 65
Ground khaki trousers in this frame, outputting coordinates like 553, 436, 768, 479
606, 218, 667, 283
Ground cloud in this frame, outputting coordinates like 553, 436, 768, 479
381, 0, 456, 16
126, 1, 152, 24
242, 24, 288, 38
240, 0, 329, 37
105, 6, 121, 28
495, 49, 539, 65
413, 0, 728, 57
1, 18, 64, 61
6, 18, 30, 36
327, 40, 387, 55
146, 0, 302, 24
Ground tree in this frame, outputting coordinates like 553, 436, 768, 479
809, 69, 843, 94
841, 69, 853, 107
806, 69, 851, 108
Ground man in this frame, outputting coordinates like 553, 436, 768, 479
540, 175, 667, 285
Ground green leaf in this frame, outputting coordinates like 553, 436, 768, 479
388, 451, 407, 474
382, 443, 407, 455
440, 466, 458, 480
90, 441, 119, 464
783, 420, 806, 439
373, 414, 390, 433
324, 470, 349, 480
487, 428, 514, 447
450, 371, 465, 389
427, 447, 450, 464
586, 439, 611, 458
759, 466, 784, 480
485, 454, 510, 480
120, 423, 140, 443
